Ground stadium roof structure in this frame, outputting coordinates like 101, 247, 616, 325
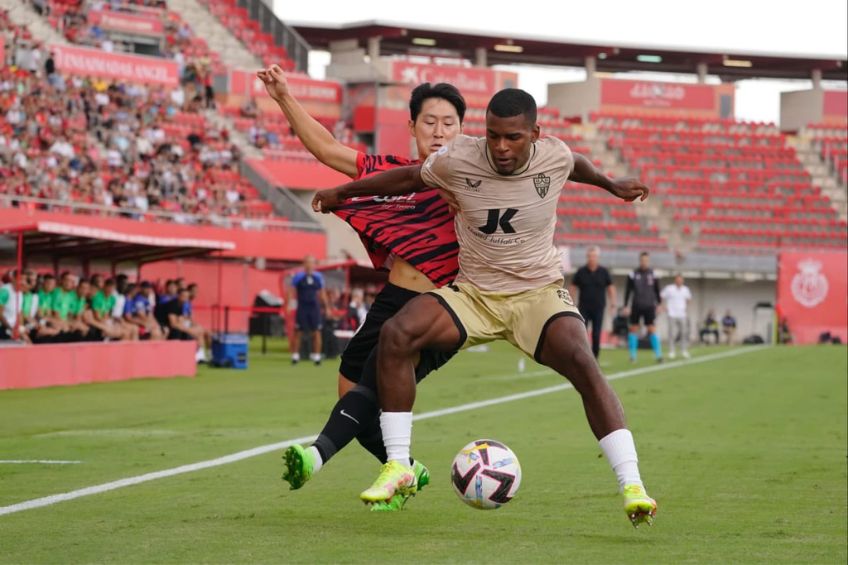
1, 221, 236, 265
292, 20, 848, 81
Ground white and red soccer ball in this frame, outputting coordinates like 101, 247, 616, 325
451, 439, 522, 509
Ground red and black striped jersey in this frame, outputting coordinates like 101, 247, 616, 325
332, 153, 459, 288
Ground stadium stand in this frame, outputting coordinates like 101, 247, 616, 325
1, 9, 281, 226
806, 123, 848, 186
39, 0, 226, 74
196, 0, 295, 70
593, 111, 848, 253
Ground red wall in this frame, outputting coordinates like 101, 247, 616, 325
0, 341, 196, 390
141, 260, 284, 332
247, 158, 350, 191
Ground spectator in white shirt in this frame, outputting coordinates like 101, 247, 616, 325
660, 274, 693, 359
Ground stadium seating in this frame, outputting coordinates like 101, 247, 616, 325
807, 123, 848, 185
593, 112, 848, 252
0, 14, 276, 225
195, 0, 295, 70
41, 0, 225, 74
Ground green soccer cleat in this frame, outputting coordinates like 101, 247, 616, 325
360, 460, 417, 504
370, 460, 430, 512
282, 444, 315, 490
623, 484, 657, 528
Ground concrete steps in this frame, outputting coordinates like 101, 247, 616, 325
5, 1, 69, 46
790, 135, 848, 223
165, 0, 262, 70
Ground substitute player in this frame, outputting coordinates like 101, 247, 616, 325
313, 89, 657, 526
624, 252, 663, 363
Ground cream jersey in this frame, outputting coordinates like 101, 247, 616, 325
421, 134, 574, 292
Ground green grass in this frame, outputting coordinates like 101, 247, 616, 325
0, 341, 845, 564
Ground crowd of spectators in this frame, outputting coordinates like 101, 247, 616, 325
0, 269, 210, 360
1, 9, 272, 224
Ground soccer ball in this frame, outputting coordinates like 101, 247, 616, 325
451, 439, 522, 509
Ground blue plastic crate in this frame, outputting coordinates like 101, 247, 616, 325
211, 333, 248, 369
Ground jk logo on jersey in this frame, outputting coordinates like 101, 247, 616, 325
533, 173, 551, 198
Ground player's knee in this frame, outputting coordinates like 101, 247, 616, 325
379, 317, 417, 355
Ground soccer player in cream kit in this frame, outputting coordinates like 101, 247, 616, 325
314, 89, 658, 526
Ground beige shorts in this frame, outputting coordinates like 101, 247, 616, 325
428, 280, 583, 361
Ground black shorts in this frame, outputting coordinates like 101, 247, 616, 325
295, 305, 322, 332
339, 282, 455, 383
629, 306, 657, 326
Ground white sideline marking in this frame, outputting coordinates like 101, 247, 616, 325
0, 346, 765, 517
0, 460, 81, 465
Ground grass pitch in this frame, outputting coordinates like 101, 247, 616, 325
0, 341, 845, 564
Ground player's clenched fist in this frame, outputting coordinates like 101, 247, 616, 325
312, 188, 344, 213
256, 64, 289, 102
609, 178, 650, 202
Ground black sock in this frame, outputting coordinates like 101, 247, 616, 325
312, 385, 380, 464
355, 415, 388, 464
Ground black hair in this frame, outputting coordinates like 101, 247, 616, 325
640, 252, 650, 258
43, 273, 55, 281
409, 82, 466, 124
486, 88, 537, 125
187, 283, 198, 291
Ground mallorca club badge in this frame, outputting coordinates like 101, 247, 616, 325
790, 259, 829, 308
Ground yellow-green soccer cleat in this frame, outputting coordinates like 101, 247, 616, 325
370, 460, 430, 512
360, 460, 417, 504
623, 484, 657, 528
282, 444, 315, 490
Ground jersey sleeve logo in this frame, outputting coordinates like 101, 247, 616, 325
533, 173, 551, 199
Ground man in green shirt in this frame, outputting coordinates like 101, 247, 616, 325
38, 274, 56, 318
86, 278, 136, 340
0, 274, 23, 341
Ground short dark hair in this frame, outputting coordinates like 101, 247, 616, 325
640, 252, 650, 258
187, 283, 198, 291
43, 273, 55, 282
409, 83, 466, 124
487, 88, 537, 124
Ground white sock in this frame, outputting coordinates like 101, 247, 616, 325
599, 429, 643, 490
307, 446, 323, 473
380, 411, 412, 464
292, 353, 300, 361
310, 353, 322, 362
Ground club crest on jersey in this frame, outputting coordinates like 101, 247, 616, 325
464, 178, 482, 192
533, 173, 551, 198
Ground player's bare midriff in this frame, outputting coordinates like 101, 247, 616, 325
388, 257, 436, 293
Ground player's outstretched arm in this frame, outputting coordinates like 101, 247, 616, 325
312, 165, 427, 213
570, 153, 649, 202
256, 64, 358, 178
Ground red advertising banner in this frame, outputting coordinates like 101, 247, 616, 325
823, 90, 848, 122
777, 251, 848, 344
391, 61, 520, 95
601, 79, 716, 110
51, 44, 178, 86
229, 70, 342, 103
88, 9, 164, 37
